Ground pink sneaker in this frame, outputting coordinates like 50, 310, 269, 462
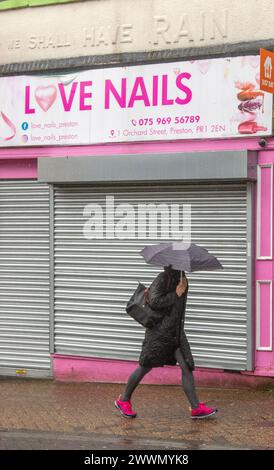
191, 402, 218, 419
115, 395, 137, 418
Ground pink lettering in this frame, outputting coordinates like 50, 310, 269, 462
25, 86, 35, 114
128, 77, 150, 108
58, 82, 78, 112
162, 75, 174, 106
152, 76, 159, 106
105, 78, 127, 109
175, 73, 192, 105
80, 81, 92, 111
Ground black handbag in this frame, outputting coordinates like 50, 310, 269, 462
126, 282, 163, 328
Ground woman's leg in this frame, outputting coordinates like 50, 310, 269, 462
121, 365, 152, 402
175, 348, 199, 409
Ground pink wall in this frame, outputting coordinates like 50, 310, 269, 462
53, 355, 274, 387
258, 283, 272, 348
0, 158, 37, 179
0, 136, 274, 162
255, 151, 274, 375
1, 137, 274, 383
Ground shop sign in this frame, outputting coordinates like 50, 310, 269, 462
260, 48, 274, 93
0, 55, 272, 147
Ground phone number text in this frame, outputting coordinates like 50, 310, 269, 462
131, 116, 200, 126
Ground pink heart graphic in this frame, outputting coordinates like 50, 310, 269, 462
248, 56, 260, 69
197, 60, 212, 75
35, 85, 57, 112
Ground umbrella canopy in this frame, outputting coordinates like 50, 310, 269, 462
140, 242, 223, 272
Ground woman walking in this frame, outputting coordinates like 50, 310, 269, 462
115, 266, 218, 419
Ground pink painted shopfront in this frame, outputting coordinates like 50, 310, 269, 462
0, 55, 273, 386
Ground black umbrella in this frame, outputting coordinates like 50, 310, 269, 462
140, 242, 223, 280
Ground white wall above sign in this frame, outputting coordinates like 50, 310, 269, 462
1, 0, 274, 65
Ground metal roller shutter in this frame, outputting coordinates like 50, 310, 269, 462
0, 181, 51, 377
53, 183, 251, 370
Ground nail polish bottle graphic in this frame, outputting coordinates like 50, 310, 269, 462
238, 121, 267, 134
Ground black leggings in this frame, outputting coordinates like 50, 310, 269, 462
121, 348, 199, 409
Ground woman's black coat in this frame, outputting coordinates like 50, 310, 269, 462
139, 270, 195, 370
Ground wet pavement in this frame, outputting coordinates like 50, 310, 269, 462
0, 429, 243, 450
0, 377, 274, 450
0, 429, 186, 450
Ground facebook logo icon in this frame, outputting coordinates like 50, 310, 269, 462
21, 122, 29, 131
